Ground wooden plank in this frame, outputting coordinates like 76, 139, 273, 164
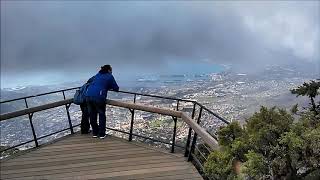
38, 139, 129, 150
99, 168, 200, 180
48, 134, 114, 142
48, 140, 128, 148
11, 139, 142, 157
1, 155, 179, 175
39, 139, 126, 149
32, 142, 126, 153
1, 151, 161, 171
1, 133, 203, 180
47, 137, 113, 145
142, 173, 203, 180
14, 144, 137, 158
1, 149, 155, 168
47, 138, 125, 146
50, 132, 120, 139
62, 165, 197, 180
4, 147, 146, 163
2, 156, 186, 178
10, 140, 135, 155
9, 162, 193, 180
3, 159, 183, 177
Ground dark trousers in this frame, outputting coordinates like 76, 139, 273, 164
87, 99, 106, 137
80, 103, 90, 134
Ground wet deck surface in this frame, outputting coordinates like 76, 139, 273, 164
0, 133, 202, 179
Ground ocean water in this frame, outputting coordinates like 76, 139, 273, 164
1, 62, 225, 89
118, 62, 224, 88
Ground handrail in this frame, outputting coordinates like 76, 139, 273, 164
0, 87, 228, 124
107, 99, 181, 117
181, 113, 218, 149
0, 98, 218, 149
195, 102, 229, 124
0, 87, 195, 104
115, 90, 196, 103
0, 87, 79, 104
0, 99, 73, 121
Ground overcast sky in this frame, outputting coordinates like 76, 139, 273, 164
1, 1, 319, 88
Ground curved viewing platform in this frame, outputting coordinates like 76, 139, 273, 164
0, 133, 202, 179
0, 88, 229, 179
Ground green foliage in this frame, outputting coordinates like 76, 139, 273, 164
291, 80, 320, 115
302, 127, 320, 169
291, 80, 320, 99
204, 150, 235, 180
218, 121, 244, 148
303, 169, 320, 180
246, 107, 294, 157
291, 104, 299, 114
242, 151, 269, 179
230, 137, 250, 162
204, 80, 320, 179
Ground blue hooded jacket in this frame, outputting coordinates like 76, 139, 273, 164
85, 72, 119, 101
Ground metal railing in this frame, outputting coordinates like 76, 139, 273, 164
0, 87, 230, 177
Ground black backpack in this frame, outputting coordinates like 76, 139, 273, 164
73, 83, 90, 105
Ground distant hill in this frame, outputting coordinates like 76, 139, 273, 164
0, 85, 69, 113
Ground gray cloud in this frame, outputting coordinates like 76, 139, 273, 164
1, 1, 319, 87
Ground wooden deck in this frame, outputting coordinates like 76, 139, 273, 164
0, 133, 203, 180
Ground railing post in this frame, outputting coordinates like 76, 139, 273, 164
24, 98, 39, 147
128, 94, 136, 141
176, 100, 179, 111
24, 98, 29, 108
62, 91, 74, 134
185, 102, 196, 157
128, 109, 134, 141
169, 100, 180, 153
171, 116, 177, 153
28, 113, 39, 147
188, 106, 202, 161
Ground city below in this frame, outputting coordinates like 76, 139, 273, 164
0, 65, 317, 158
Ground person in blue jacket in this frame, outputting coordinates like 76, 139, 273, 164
79, 76, 95, 134
85, 65, 119, 139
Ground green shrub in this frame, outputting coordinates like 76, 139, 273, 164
204, 80, 320, 179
